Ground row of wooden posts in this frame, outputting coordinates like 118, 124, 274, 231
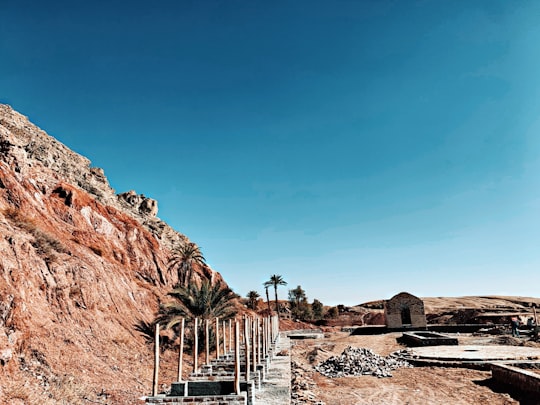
152, 315, 280, 396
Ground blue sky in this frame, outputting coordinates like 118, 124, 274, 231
2, 1, 539, 305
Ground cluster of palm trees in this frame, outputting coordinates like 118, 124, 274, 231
245, 274, 287, 317
139, 241, 290, 352
156, 281, 237, 330
136, 242, 237, 350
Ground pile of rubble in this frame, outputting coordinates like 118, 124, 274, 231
291, 361, 326, 405
315, 346, 412, 378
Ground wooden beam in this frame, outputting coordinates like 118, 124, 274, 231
177, 318, 185, 381
193, 318, 198, 373
234, 319, 240, 394
152, 322, 160, 396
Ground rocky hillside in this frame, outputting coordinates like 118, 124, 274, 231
0, 105, 225, 404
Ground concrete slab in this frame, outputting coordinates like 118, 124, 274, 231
287, 330, 324, 340
409, 345, 540, 362
399, 331, 458, 347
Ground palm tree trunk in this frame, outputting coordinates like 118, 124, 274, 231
265, 286, 271, 313
274, 286, 279, 319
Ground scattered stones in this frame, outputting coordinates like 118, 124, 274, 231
315, 346, 412, 378
291, 361, 325, 405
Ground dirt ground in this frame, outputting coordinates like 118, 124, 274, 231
291, 331, 527, 405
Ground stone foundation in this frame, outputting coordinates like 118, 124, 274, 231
491, 363, 540, 394
398, 331, 458, 347
146, 394, 246, 404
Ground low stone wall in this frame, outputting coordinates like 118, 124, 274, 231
398, 331, 458, 347
349, 324, 488, 335
491, 363, 540, 393
170, 381, 253, 396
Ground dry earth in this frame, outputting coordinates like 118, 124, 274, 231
291, 331, 528, 405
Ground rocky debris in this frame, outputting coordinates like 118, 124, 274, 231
306, 344, 333, 365
291, 360, 325, 405
490, 335, 523, 346
315, 346, 412, 378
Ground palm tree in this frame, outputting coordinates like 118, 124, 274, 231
156, 281, 237, 354
167, 242, 206, 287
288, 285, 310, 319
157, 281, 237, 328
265, 274, 287, 318
246, 290, 260, 310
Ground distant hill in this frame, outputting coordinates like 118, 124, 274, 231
343, 295, 540, 327
303, 295, 540, 328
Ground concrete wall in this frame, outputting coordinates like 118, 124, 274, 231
491, 363, 540, 393
170, 381, 253, 396
146, 394, 246, 404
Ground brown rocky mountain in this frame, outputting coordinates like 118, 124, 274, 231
0, 104, 226, 404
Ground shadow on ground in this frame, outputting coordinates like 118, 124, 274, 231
474, 377, 537, 405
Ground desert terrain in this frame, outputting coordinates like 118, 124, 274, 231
290, 330, 537, 405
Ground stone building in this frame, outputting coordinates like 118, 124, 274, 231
384, 292, 427, 328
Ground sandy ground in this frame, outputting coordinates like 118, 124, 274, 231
291, 331, 524, 405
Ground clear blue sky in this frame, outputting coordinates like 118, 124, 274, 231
2, 1, 539, 305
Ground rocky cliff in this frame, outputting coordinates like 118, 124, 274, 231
0, 104, 224, 404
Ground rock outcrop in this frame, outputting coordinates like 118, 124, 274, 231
118, 190, 159, 217
0, 104, 224, 404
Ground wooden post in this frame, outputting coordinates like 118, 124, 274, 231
229, 319, 233, 352
265, 316, 268, 357
215, 317, 220, 358
267, 317, 271, 352
268, 315, 272, 343
274, 315, 276, 341
251, 316, 257, 372
264, 317, 269, 356
257, 317, 261, 365
152, 322, 160, 396
270, 317, 273, 343
262, 316, 266, 358
244, 316, 250, 381
205, 318, 210, 365
177, 318, 185, 381
534, 306, 538, 325
223, 320, 227, 354
274, 314, 278, 342
193, 318, 198, 374
234, 319, 240, 394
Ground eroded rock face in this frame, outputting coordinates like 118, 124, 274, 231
118, 190, 159, 217
0, 104, 225, 404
